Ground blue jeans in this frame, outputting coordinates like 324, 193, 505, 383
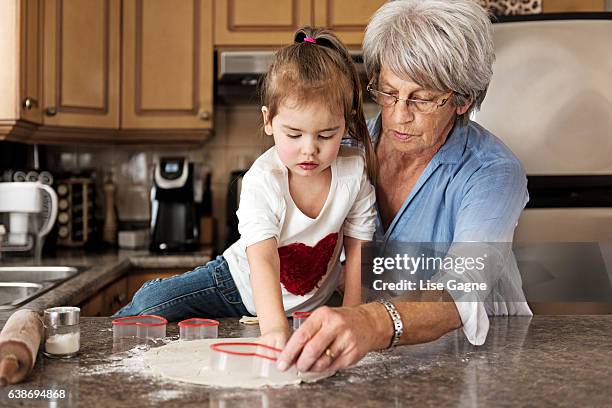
113, 256, 250, 321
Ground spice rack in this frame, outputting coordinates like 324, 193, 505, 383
55, 178, 95, 247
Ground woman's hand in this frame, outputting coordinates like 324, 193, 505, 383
258, 326, 291, 349
277, 304, 392, 373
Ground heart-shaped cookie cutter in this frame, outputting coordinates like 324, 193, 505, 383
209, 342, 297, 378
292, 311, 311, 330
178, 318, 219, 340
112, 315, 167, 341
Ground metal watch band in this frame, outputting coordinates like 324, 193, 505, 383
377, 299, 403, 349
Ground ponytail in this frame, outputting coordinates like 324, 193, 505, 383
261, 26, 377, 183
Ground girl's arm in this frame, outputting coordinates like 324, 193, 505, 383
246, 237, 290, 347
342, 236, 364, 307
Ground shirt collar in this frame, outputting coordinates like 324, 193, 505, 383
368, 112, 468, 165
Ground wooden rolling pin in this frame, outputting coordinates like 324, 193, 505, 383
0, 309, 43, 386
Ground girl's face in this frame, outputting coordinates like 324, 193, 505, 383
262, 97, 346, 179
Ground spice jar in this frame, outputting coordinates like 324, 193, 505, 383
43, 306, 80, 358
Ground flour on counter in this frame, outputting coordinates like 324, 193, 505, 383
79, 344, 150, 377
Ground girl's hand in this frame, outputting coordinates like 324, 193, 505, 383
258, 326, 291, 349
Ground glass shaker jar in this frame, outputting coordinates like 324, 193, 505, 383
43, 306, 80, 358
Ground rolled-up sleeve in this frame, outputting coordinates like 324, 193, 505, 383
343, 165, 377, 241
236, 171, 284, 248
450, 159, 529, 345
454, 160, 529, 242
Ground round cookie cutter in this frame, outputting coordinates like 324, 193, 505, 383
178, 318, 219, 340
292, 311, 311, 330
209, 342, 297, 378
112, 315, 167, 341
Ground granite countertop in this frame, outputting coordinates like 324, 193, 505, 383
0, 248, 214, 322
0, 316, 611, 407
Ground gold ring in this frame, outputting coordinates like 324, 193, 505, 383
325, 348, 336, 359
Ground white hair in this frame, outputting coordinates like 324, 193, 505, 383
363, 0, 495, 123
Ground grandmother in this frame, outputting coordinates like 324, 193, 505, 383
278, 0, 532, 373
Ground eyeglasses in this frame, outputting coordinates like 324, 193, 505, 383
366, 83, 453, 114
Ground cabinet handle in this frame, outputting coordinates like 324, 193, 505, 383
198, 109, 211, 121
22, 97, 38, 110
45, 107, 57, 116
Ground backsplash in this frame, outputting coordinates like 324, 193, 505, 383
42, 105, 274, 251
4, 103, 380, 252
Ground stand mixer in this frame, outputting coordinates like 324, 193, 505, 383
0, 182, 58, 261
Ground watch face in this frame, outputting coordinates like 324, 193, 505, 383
164, 162, 179, 173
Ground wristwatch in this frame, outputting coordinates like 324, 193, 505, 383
376, 299, 404, 348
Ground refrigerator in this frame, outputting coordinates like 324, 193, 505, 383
473, 13, 612, 312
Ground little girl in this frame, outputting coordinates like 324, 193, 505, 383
115, 27, 377, 347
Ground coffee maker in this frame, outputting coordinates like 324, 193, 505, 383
0, 182, 58, 260
150, 158, 199, 252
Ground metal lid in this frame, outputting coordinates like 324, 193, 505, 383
44, 306, 80, 326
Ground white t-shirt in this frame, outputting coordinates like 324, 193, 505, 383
223, 145, 377, 315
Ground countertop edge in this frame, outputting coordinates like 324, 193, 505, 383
0, 249, 214, 321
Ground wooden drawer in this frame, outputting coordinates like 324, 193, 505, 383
127, 268, 185, 300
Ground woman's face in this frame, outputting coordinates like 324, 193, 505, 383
377, 67, 468, 156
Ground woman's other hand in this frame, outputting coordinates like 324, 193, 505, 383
277, 304, 391, 373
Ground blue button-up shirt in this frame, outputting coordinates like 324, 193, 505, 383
367, 114, 532, 345
368, 114, 529, 242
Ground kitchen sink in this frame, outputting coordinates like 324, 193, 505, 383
0, 266, 86, 309
0, 282, 45, 310
0, 266, 82, 283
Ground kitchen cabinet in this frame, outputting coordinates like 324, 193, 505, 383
0, 0, 43, 139
104, 276, 129, 316
19, 0, 43, 125
1, 0, 212, 144
214, 0, 385, 47
121, 0, 214, 132
214, 0, 313, 46
42, 0, 121, 129
313, 0, 385, 45
127, 268, 183, 300
80, 277, 128, 317
80, 291, 104, 317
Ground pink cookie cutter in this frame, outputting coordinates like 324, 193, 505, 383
178, 318, 219, 340
209, 342, 297, 378
112, 315, 167, 341
292, 311, 311, 330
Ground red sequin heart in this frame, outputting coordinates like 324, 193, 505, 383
277, 232, 339, 296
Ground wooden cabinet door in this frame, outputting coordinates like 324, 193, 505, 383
0, 0, 42, 132
127, 269, 182, 300
121, 0, 214, 130
43, 0, 120, 128
103, 277, 128, 316
313, 0, 385, 46
20, 0, 43, 124
80, 291, 104, 317
215, 0, 313, 46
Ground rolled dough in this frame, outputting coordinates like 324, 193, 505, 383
143, 338, 334, 388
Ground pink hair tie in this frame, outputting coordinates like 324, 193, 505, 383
303, 36, 316, 44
